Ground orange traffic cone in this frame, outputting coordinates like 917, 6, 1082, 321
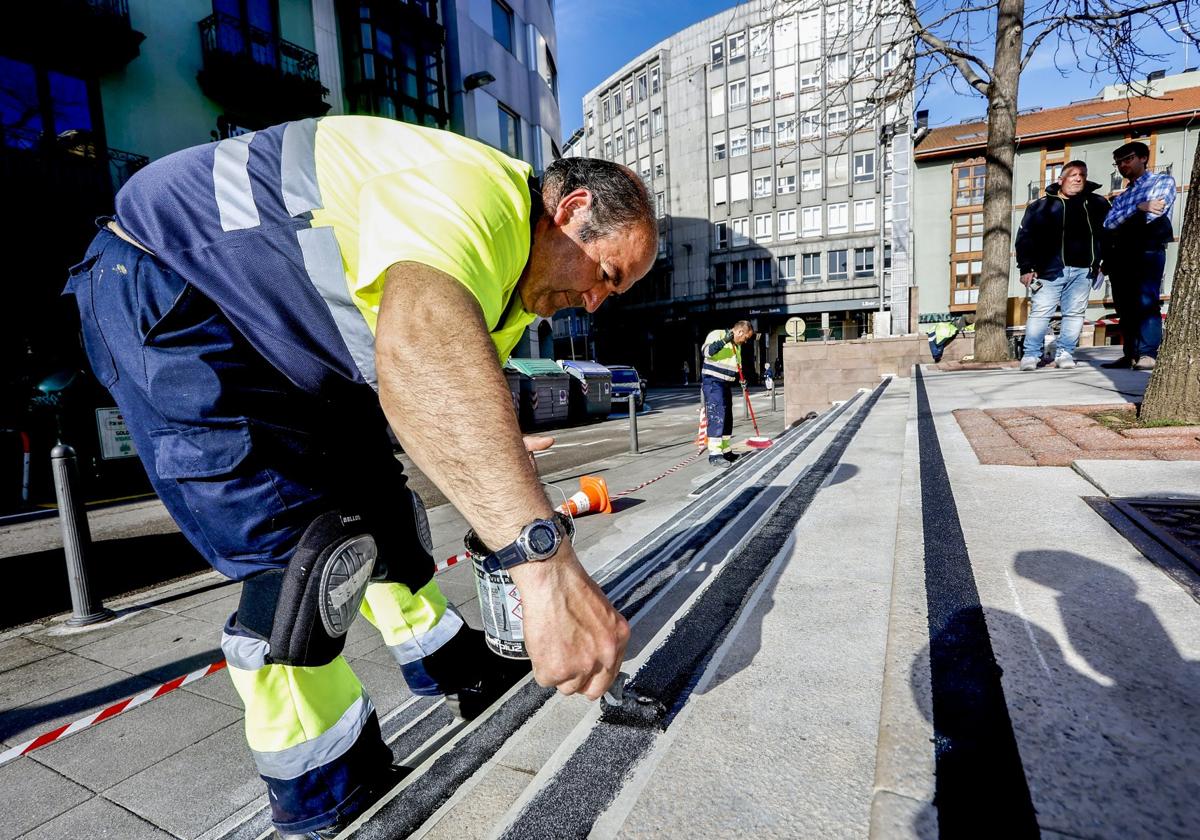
696, 404, 708, 452
556, 475, 612, 516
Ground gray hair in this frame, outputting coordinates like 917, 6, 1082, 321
540, 157, 656, 243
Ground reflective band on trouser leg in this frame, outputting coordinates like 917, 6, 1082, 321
359, 580, 464, 665
721, 436, 732, 452
221, 632, 392, 833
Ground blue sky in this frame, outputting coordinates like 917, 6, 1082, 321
554, 0, 1198, 136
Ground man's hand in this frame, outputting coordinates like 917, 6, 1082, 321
510, 548, 630, 700
523, 435, 554, 473
1138, 197, 1166, 216
1020, 271, 1037, 287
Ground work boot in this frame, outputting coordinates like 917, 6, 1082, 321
708, 455, 733, 469
400, 626, 531, 720
1133, 356, 1156, 371
274, 765, 409, 839
723, 451, 740, 463
1101, 356, 1134, 369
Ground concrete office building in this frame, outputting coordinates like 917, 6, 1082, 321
573, 0, 913, 381
913, 70, 1198, 324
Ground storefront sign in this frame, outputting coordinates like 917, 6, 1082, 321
96, 408, 137, 459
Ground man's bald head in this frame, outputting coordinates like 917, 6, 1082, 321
539, 157, 656, 243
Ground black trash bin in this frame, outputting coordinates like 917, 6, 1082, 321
559, 360, 613, 421
504, 359, 570, 428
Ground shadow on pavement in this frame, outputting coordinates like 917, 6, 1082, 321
5, 531, 208, 629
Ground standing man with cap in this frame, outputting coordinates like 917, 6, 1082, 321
63, 117, 650, 838
700, 320, 754, 468
1102, 141, 1176, 370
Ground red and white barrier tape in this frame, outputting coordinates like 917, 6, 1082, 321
0, 659, 227, 768
612, 451, 703, 499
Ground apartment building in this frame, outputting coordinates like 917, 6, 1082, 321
573, 0, 913, 380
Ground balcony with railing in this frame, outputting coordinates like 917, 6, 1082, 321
2, 0, 145, 76
196, 13, 330, 126
2, 126, 148, 207
1109, 163, 1174, 194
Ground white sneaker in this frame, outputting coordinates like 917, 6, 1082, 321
1055, 354, 1076, 369
1019, 357, 1039, 371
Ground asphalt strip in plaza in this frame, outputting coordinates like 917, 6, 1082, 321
913, 366, 1039, 838
346, 387, 877, 839
496, 379, 889, 840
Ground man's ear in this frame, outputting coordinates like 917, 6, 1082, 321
552, 187, 593, 228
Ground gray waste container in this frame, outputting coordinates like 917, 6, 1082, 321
504, 358, 570, 428
559, 360, 613, 420
503, 369, 521, 416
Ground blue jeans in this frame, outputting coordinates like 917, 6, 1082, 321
1022, 267, 1091, 362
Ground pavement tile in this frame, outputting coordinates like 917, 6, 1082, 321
1, 669, 156, 746
33, 607, 167, 652
972, 446, 1038, 466
348, 656, 413, 718
985, 408, 1031, 422
1042, 413, 1098, 431
20, 794, 175, 840
1071, 449, 1157, 461
1058, 426, 1143, 450
1120, 425, 1200, 439
71, 612, 216, 672
106, 722, 260, 839
0, 757, 92, 840
1062, 402, 1135, 414
33, 685, 241, 791
129, 577, 238, 615
1155, 449, 1200, 461
0, 636, 57, 675
121, 643, 224, 685
0, 650, 111, 710
1007, 425, 1064, 446
181, 666, 245, 709
177, 590, 240, 626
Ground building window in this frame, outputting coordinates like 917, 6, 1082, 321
751, 121, 771, 150
713, 134, 727, 161
827, 107, 849, 134
853, 48, 876, 78
753, 175, 771, 197
658, 231, 668, 256
828, 249, 848, 281
776, 117, 796, 145
778, 173, 797, 194
855, 247, 875, 276
344, 3, 449, 128
799, 61, 820, 90
713, 175, 727, 204
730, 131, 748, 157
614, 89, 622, 115
492, 0, 514, 53
730, 217, 750, 247
854, 151, 875, 182
728, 79, 747, 109
710, 86, 725, 116
545, 50, 558, 99
853, 198, 875, 230
651, 66, 661, 93
711, 40, 725, 68
637, 73, 647, 100
801, 161, 821, 190
882, 45, 899, 71
955, 211, 983, 252
586, 111, 594, 135
652, 107, 663, 135
714, 221, 729, 248
751, 72, 771, 103
754, 256, 773, 285
640, 116, 649, 142
827, 153, 848, 186
656, 191, 665, 216
730, 171, 749, 202
639, 156, 650, 180
625, 81, 633, 105
714, 262, 728, 291
774, 16, 797, 64
602, 98, 610, 122
615, 135, 624, 155
801, 206, 821, 236
800, 111, 820, 138
826, 2, 848, 34
884, 194, 894, 228
828, 202, 848, 233
498, 103, 521, 158
730, 259, 749, 288
626, 126, 636, 149
955, 161, 986, 207
774, 65, 796, 98
778, 209, 797, 237
603, 138, 612, 159
802, 252, 821, 282
884, 243, 893, 270
779, 254, 797, 282
750, 24, 770, 57
654, 150, 665, 178
729, 31, 747, 62
954, 259, 982, 305
829, 53, 849, 82
754, 213, 772, 240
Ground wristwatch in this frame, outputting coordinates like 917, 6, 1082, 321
466, 512, 575, 574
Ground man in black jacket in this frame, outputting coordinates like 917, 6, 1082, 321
1014, 160, 1110, 370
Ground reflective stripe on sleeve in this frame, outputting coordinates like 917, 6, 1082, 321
281, 118, 323, 217
360, 580, 463, 665
297, 225, 378, 387
213, 133, 261, 231
221, 630, 270, 671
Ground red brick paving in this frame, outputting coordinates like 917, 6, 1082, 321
953, 403, 1200, 466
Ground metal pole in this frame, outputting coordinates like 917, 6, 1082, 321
51, 444, 114, 627
742, 387, 750, 419
627, 394, 639, 454
771, 386, 777, 413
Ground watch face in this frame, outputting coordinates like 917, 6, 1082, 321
526, 521, 559, 557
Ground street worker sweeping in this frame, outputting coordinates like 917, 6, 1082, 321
63, 117, 650, 839
700, 320, 754, 468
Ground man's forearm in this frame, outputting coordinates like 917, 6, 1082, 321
375, 262, 553, 551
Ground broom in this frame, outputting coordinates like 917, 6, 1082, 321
736, 362, 773, 448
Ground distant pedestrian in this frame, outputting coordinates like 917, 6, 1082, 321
763, 363, 774, 392
682, 360, 690, 385
1101, 141, 1176, 371
701, 321, 754, 468
1014, 160, 1110, 371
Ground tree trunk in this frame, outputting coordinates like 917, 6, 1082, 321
973, 0, 1025, 362
1140, 137, 1200, 423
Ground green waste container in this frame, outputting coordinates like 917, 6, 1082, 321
504, 358, 570, 428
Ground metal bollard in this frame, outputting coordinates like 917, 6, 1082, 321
51, 444, 115, 627
742, 389, 749, 419
628, 394, 639, 454
771, 387, 777, 413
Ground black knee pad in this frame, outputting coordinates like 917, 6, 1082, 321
369, 488, 435, 592
236, 511, 377, 667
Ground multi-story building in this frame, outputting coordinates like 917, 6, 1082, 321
913, 70, 1199, 324
574, 0, 913, 381
1, 0, 559, 512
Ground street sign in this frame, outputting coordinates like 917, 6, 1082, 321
95, 408, 137, 459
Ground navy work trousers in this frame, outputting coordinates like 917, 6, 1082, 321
64, 228, 433, 588
702, 376, 734, 441
1109, 247, 1166, 360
